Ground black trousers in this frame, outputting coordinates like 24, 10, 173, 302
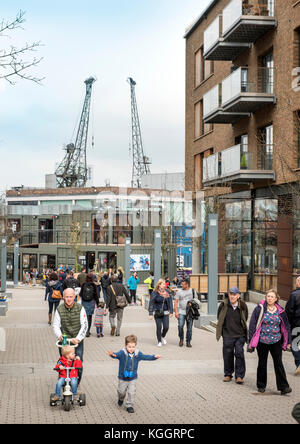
154, 315, 169, 343
130, 290, 137, 303
223, 337, 246, 379
257, 341, 289, 391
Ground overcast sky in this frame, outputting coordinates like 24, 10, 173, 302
0, 0, 210, 191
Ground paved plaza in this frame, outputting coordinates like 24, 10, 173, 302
0, 288, 299, 424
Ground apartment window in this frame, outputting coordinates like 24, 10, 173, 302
195, 47, 214, 87
260, 124, 273, 170
235, 134, 248, 153
195, 101, 213, 139
296, 111, 300, 168
194, 154, 202, 190
260, 51, 274, 93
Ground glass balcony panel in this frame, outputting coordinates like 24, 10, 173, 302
203, 154, 219, 182
203, 85, 220, 117
222, 68, 242, 105
222, 0, 242, 36
221, 144, 242, 176
204, 16, 220, 54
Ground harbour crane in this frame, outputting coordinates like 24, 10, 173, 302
56, 76, 96, 188
127, 77, 151, 188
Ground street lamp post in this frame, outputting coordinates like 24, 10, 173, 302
1, 237, 7, 293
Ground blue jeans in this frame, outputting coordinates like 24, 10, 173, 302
178, 314, 193, 344
55, 377, 78, 396
102, 288, 107, 303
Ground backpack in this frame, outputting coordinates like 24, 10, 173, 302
52, 289, 62, 300
110, 285, 127, 309
81, 283, 95, 302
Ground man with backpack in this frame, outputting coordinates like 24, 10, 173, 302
174, 278, 200, 348
106, 275, 131, 337
62, 271, 81, 298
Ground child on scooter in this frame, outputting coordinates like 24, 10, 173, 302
51, 345, 82, 402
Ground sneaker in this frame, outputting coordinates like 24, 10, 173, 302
281, 387, 292, 396
97, 334, 100, 338
295, 366, 300, 376
223, 376, 232, 383
118, 400, 124, 407
157, 342, 162, 347
179, 340, 184, 347
51, 395, 60, 402
100, 334, 104, 338
162, 338, 167, 345
235, 378, 244, 385
127, 407, 135, 414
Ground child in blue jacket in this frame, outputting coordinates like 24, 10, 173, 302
108, 334, 161, 413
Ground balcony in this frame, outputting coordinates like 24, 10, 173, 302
204, 0, 276, 61
202, 144, 275, 186
203, 67, 275, 124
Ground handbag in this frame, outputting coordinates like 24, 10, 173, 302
51, 289, 62, 300
155, 297, 166, 318
110, 285, 127, 309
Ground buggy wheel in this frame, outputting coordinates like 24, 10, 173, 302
50, 394, 56, 407
64, 395, 72, 412
79, 393, 86, 406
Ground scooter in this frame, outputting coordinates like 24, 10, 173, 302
50, 339, 86, 411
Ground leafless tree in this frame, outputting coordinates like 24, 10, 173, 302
0, 10, 43, 85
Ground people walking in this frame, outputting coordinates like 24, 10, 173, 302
108, 334, 161, 414
80, 273, 99, 337
174, 278, 200, 348
285, 276, 300, 375
127, 272, 140, 305
62, 270, 81, 296
144, 271, 155, 297
216, 287, 248, 384
78, 268, 87, 287
45, 272, 63, 325
100, 271, 111, 303
249, 289, 292, 395
53, 288, 88, 384
149, 279, 173, 347
117, 268, 124, 284
106, 275, 131, 337
94, 301, 108, 337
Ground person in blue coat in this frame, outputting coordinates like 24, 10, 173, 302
127, 272, 140, 305
108, 334, 161, 414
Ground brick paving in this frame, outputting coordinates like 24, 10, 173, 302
0, 288, 299, 424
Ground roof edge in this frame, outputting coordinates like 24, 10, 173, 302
184, 0, 219, 39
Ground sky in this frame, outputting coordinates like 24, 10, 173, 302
0, 0, 211, 191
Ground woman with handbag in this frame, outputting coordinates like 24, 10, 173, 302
45, 272, 63, 325
149, 279, 173, 347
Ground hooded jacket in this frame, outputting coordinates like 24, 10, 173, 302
249, 300, 292, 350
110, 348, 157, 381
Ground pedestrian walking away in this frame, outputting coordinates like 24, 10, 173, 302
45, 272, 64, 326
100, 271, 111, 304
249, 289, 292, 395
106, 275, 131, 337
149, 279, 173, 347
216, 287, 248, 385
108, 334, 161, 414
117, 267, 124, 284
144, 271, 155, 297
53, 288, 88, 384
94, 301, 108, 337
127, 272, 140, 305
174, 278, 200, 348
62, 271, 81, 301
80, 273, 100, 337
285, 276, 300, 376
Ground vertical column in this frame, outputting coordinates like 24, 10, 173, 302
208, 214, 218, 316
154, 229, 161, 286
14, 241, 19, 287
125, 237, 131, 284
1, 238, 7, 293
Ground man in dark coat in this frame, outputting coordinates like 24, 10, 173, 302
106, 276, 131, 337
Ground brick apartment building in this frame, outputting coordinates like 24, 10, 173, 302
185, 0, 300, 299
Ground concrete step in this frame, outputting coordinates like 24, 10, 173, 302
201, 325, 216, 334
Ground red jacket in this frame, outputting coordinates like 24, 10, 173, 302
54, 356, 82, 379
